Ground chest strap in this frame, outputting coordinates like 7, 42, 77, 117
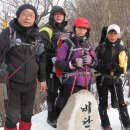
63, 71, 91, 78
99, 74, 120, 86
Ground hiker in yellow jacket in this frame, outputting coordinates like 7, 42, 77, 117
39, 6, 68, 128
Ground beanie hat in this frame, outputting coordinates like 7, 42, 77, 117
16, 4, 38, 19
107, 24, 120, 35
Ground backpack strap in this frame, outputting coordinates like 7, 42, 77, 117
9, 26, 16, 48
66, 38, 76, 61
96, 42, 106, 64
9, 27, 39, 49
39, 26, 53, 39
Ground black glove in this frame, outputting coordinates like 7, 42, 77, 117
82, 55, 92, 66
71, 58, 83, 68
35, 42, 44, 55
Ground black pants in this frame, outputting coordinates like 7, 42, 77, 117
46, 73, 62, 121
5, 80, 37, 129
61, 84, 86, 110
96, 76, 130, 127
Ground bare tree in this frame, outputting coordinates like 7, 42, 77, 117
64, 0, 130, 43
0, 0, 63, 28
64, 0, 130, 98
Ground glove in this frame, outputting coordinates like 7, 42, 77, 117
119, 51, 128, 74
35, 42, 44, 55
82, 55, 92, 66
51, 57, 57, 64
71, 58, 83, 68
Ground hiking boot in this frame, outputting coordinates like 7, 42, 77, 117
126, 126, 130, 130
103, 125, 112, 130
47, 119, 57, 128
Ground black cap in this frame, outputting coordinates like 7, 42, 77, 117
16, 4, 38, 19
50, 6, 66, 16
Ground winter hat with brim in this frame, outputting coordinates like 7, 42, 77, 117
107, 24, 120, 35
16, 4, 38, 19
74, 18, 90, 28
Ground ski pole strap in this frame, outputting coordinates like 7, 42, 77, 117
63, 71, 91, 78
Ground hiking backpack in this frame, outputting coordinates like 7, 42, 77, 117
40, 25, 73, 78
0, 27, 16, 83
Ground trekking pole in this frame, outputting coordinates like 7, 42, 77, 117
70, 70, 78, 96
85, 65, 88, 90
82, 46, 88, 91
49, 73, 55, 93
111, 72, 124, 130
6, 53, 35, 80
122, 73, 127, 89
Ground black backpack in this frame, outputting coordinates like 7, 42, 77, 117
0, 27, 16, 83
99, 26, 108, 44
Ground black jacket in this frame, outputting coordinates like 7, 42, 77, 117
0, 19, 46, 83
96, 39, 124, 76
40, 20, 68, 74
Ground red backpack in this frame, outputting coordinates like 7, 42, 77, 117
55, 34, 63, 78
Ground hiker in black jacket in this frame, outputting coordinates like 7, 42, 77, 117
0, 4, 46, 130
96, 24, 130, 130
39, 6, 68, 128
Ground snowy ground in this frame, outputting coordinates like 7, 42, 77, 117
0, 105, 128, 130
32, 105, 130, 130
0, 98, 129, 130
0, 76, 130, 130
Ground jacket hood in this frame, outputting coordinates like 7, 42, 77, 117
49, 6, 66, 19
49, 6, 67, 31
